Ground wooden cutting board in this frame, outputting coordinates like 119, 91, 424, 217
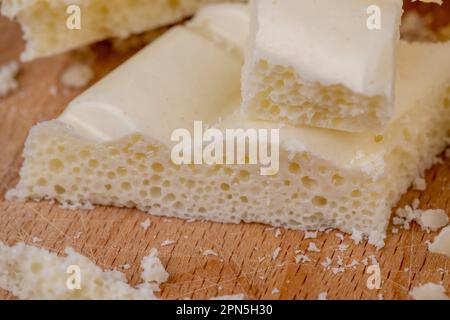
1, 9, 449, 300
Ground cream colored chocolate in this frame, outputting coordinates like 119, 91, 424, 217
58, 4, 248, 142
429, 225, 450, 258
186, 2, 250, 55
415, 0, 443, 4
1, 0, 244, 61
410, 283, 450, 300
0, 242, 167, 299
7, 5, 450, 246
242, 0, 403, 133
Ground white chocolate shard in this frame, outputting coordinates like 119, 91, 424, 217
186, 2, 249, 55
140, 248, 169, 284
211, 293, 245, 300
56, 4, 247, 143
6, 5, 450, 242
318, 292, 328, 300
242, 0, 403, 133
418, 210, 449, 232
410, 283, 450, 300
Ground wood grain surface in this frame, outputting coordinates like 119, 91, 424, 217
1, 3, 450, 300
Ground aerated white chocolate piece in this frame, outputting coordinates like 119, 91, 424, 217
7, 5, 450, 245
242, 0, 403, 133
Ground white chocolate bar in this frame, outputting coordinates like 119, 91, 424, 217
7, 4, 450, 246
242, 0, 403, 133
1, 0, 244, 61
